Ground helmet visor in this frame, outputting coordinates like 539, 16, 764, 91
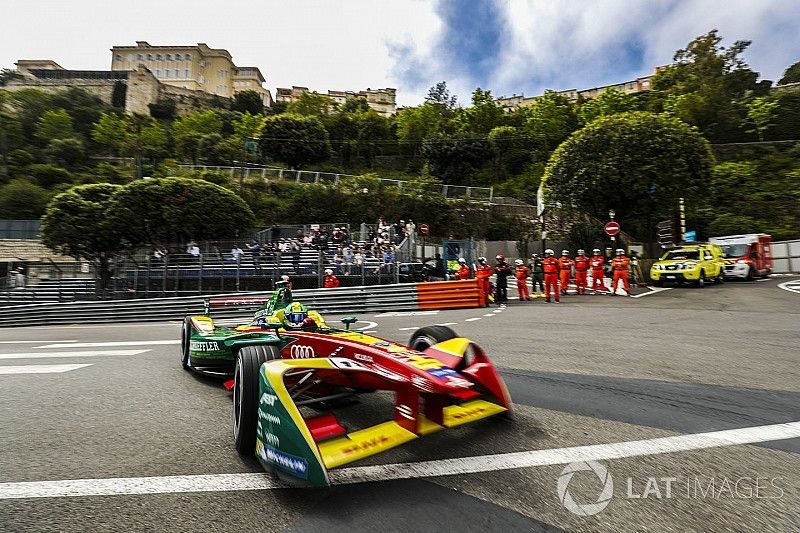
287, 312, 305, 324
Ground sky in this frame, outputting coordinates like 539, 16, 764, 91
2, 0, 799, 107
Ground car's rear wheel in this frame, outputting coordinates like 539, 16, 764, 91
181, 317, 192, 370
233, 345, 280, 456
409, 325, 458, 352
654, 280, 663, 287
746, 266, 755, 281
715, 271, 724, 284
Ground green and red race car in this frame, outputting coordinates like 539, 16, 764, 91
181, 284, 512, 487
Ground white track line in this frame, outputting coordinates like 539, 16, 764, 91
482, 314, 495, 317
374, 311, 439, 317
778, 280, 800, 294
36, 341, 179, 349
631, 287, 673, 299
397, 327, 419, 331
0, 364, 91, 375
0, 350, 149, 360
464, 317, 482, 322
0, 340, 77, 344
435, 322, 458, 326
2, 420, 798, 499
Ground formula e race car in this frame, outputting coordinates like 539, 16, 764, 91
180, 284, 513, 486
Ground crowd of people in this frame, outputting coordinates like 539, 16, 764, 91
455, 248, 633, 304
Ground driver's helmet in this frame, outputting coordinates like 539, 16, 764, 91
283, 302, 309, 329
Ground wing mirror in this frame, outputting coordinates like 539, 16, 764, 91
341, 316, 358, 330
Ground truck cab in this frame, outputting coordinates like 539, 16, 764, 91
709, 234, 773, 280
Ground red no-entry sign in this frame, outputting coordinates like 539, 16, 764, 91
604, 221, 621, 236
419, 223, 430, 235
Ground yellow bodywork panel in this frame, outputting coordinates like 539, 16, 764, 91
318, 421, 418, 469
443, 400, 507, 428
430, 337, 472, 357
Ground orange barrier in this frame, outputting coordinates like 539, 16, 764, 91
416, 279, 485, 310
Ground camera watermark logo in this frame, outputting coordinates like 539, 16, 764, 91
557, 460, 614, 516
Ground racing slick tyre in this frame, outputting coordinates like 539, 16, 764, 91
233, 345, 280, 456
181, 317, 192, 370
409, 325, 458, 352
696, 271, 706, 288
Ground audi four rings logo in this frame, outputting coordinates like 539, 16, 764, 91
290, 345, 316, 359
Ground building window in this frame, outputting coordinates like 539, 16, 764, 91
184, 69, 190, 78
185, 53, 191, 60
128, 54, 134, 62
164, 69, 170, 78
165, 54, 172, 61
137, 54, 143, 61
156, 54, 162, 61
174, 53, 181, 61
115, 54, 122, 61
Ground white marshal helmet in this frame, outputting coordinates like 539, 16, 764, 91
281, 275, 290, 282
577, 249, 585, 255
458, 257, 467, 264
545, 249, 555, 256
561, 249, 569, 256
324, 268, 333, 275
616, 248, 625, 255
514, 259, 523, 265
592, 248, 601, 255
478, 256, 487, 263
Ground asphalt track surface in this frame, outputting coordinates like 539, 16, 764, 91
1, 277, 799, 532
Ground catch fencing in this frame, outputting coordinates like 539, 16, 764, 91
772, 239, 800, 273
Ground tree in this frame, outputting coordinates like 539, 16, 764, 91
425, 81, 457, 110
542, 112, 714, 240
650, 30, 769, 142
172, 111, 223, 163
341, 98, 370, 113
454, 88, 505, 134
487, 126, 533, 175
35, 109, 75, 143
420, 133, 494, 185
286, 91, 332, 116
108, 177, 256, 245
91, 113, 128, 155
577, 88, 638, 125
778, 60, 800, 85
40, 184, 124, 294
45, 138, 85, 169
259, 114, 331, 168
523, 91, 578, 160
0, 179, 50, 218
746, 96, 779, 141
231, 90, 264, 114
27, 164, 73, 188
6, 88, 53, 140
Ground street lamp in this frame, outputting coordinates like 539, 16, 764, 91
608, 209, 616, 220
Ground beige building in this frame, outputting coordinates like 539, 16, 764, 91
496, 66, 666, 111
275, 85, 397, 116
110, 41, 272, 106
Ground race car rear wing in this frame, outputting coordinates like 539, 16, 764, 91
203, 296, 268, 315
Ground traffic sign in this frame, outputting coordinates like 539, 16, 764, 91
682, 230, 696, 242
604, 221, 620, 236
419, 223, 430, 235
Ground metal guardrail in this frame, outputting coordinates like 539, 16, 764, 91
0, 284, 420, 328
177, 164, 494, 201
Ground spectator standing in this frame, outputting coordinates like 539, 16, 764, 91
153, 245, 168, 262
542, 249, 561, 303
269, 224, 280, 245
494, 255, 512, 303
342, 246, 355, 275
475, 257, 493, 306
432, 253, 447, 281
186, 240, 201, 260
610, 249, 631, 296
558, 250, 574, 295
248, 240, 262, 269
333, 249, 344, 274
291, 239, 302, 273
589, 249, 607, 294
323, 269, 341, 288
230, 244, 244, 263
514, 259, 531, 301
405, 219, 416, 238
573, 249, 590, 295
382, 246, 395, 274
455, 257, 471, 280
529, 253, 544, 297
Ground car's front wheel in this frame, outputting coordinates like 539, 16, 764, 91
233, 345, 280, 456
181, 317, 192, 370
409, 325, 458, 352
696, 271, 706, 288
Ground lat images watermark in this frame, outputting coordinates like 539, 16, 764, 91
557, 461, 785, 517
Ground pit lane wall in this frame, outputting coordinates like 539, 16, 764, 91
0, 280, 483, 327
